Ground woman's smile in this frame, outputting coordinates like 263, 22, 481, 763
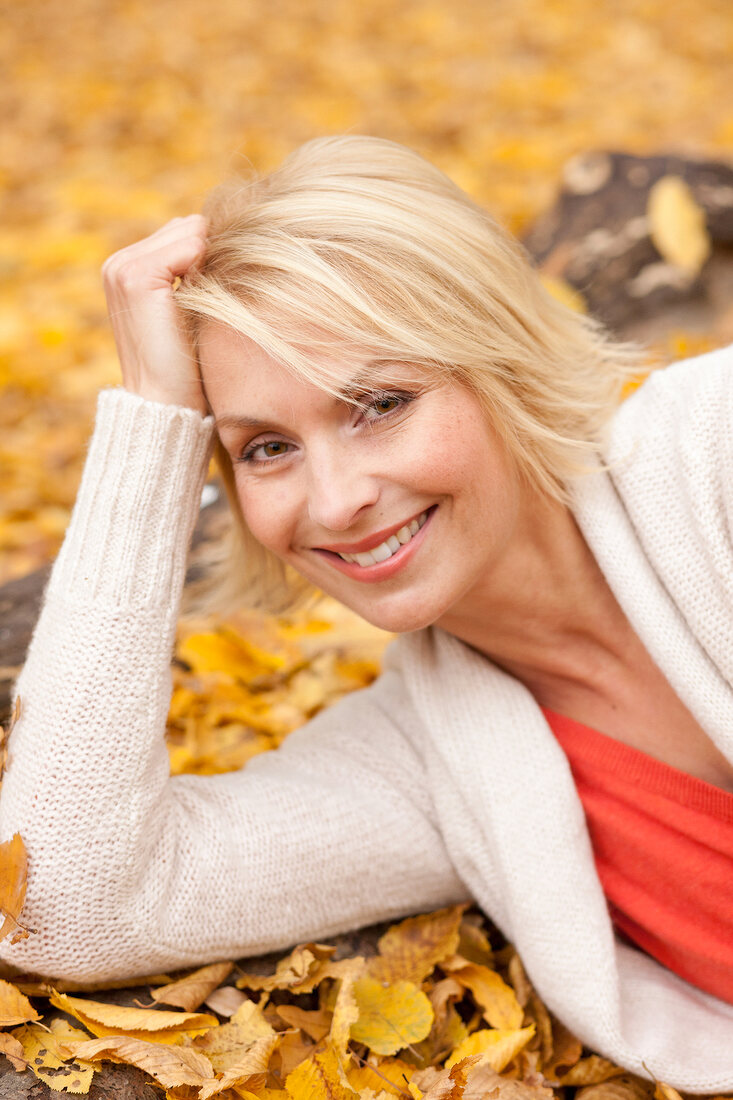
312, 505, 436, 582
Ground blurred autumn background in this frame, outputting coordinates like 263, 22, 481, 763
1, 2, 733, 1095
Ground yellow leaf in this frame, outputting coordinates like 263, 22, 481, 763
193, 997, 276, 1072
236, 943, 337, 994
350, 979, 433, 1057
346, 1057, 414, 1096
655, 1085, 684, 1100
0, 978, 40, 1025
0, 1032, 27, 1072
449, 963, 524, 1029
198, 1032, 281, 1099
368, 906, 466, 985
0, 832, 33, 945
329, 959, 363, 1056
151, 961, 234, 1011
648, 175, 711, 274
285, 1044, 357, 1099
445, 1025, 535, 1073
74, 1034, 214, 1089
12, 1023, 95, 1093
49, 990, 217, 1043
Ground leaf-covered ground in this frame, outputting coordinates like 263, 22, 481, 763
1, 0, 732, 1095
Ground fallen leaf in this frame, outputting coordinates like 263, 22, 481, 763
350, 978, 433, 1057
369, 907, 466, 985
0, 833, 33, 945
449, 964, 523, 1030
205, 985, 248, 1017
236, 943, 337, 994
560, 1056, 628, 1086
347, 1057, 414, 1096
330, 959, 363, 1056
648, 175, 711, 274
198, 1032, 281, 1098
192, 997, 276, 1071
276, 1004, 332, 1042
445, 1025, 535, 1073
150, 961, 234, 1011
12, 1023, 95, 1093
576, 1076, 654, 1100
0, 1031, 26, 1072
285, 1043, 357, 1099
0, 978, 41, 1025
73, 1034, 215, 1089
49, 990, 217, 1043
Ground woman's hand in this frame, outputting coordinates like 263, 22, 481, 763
102, 215, 209, 415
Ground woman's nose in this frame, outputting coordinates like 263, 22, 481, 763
305, 449, 380, 533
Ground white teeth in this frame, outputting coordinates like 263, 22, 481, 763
337, 510, 430, 567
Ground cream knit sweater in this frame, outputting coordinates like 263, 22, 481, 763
2, 345, 733, 1089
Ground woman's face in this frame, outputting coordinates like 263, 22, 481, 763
199, 323, 524, 634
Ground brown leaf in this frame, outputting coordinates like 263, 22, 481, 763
285, 1043, 357, 1099
73, 1034, 215, 1089
276, 1004, 331, 1042
0, 833, 33, 945
560, 1056, 628, 1086
368, 907, 466, 985
236, 943, 337, 994
576, 1075, 655, 1100
198, 1032, 281, 1098
150, 961, 234, 1011
0, 1031, 27, 1072
192, 997, 276, 1072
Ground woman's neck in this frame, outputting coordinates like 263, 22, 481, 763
435, 493, 632, 707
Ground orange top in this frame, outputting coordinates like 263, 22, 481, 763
542, 707, 733, 1006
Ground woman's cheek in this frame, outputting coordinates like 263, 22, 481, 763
236, 482, 297, 555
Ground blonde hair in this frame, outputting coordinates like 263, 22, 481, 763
176, 134, 641, 614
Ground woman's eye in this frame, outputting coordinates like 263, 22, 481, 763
240, 439, 291, 464
362, 393, 406, 420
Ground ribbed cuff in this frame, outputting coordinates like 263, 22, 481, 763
48, 388, 215, 608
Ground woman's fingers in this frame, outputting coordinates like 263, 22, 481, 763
102, 216, 210, 414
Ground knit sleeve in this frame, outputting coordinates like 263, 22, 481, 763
0, 389, 467, 982
601, 341, 733, 696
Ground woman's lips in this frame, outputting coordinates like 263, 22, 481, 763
312, 506, 436, 583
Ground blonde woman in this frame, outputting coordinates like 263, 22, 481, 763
2, 136, 733, 1089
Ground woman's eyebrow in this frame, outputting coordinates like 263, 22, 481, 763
215, 414, 273, 433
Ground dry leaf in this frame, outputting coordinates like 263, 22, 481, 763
276, 1004, 332, 1042
198, 1032, 281, 1098
0, 977, 41, 1025
347, 1057, 414, 1096
12, 1023, 96, 1093
648, 175, 711, 274
654, 1085, 684, 1100
560, 1056, 628, 1086
192, 997, 276, 1072
350, 978, 433, 1057
74, 1034, 215, 1089
205, 986, 248, 1017
329, 958, 363, 1056
0, 833, 33, 945
236, 943, 337, 994
49, 990, 217, 1043
285, 1043, 357, 1099
576, 1075, 654, 1100
151, 962, 234, 1011
449, 964, 523, 1030
0, 1031, 27, 1072
368, 907, 466, 985
445, 1025, 535, 1073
